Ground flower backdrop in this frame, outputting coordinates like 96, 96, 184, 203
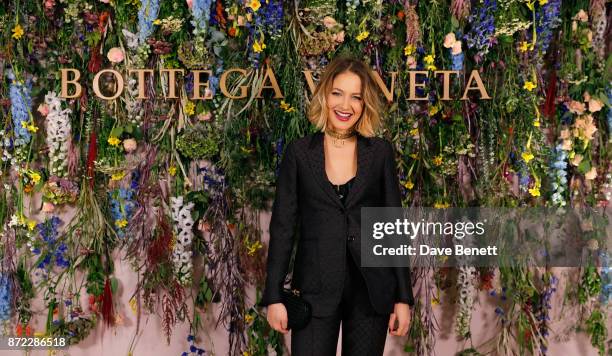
0, 0, 610, 355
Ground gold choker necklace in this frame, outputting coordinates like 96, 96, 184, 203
325, 128, 356, 148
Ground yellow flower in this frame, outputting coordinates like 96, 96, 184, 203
27, 219, 37, 231
115, 219, 128, 228
521, 151, 534, 163
243, 352, 250, 356
12, 24, 24, 40
20, 121, 37, 133
244, 314, 255, 324
409, 153, 418, 159
247, 241, 263, 256
129, 297, 138, 314
404, 44, 416, 56
356, 31, 370, 42
111, 171, 126, 181
533, 119, 540, 127
409, 128, 419, 137
434, 201, 450, 209
108, 137, 121, 146
252, 40, 266, 53
279, 100, 296, 112
404, 180, 414, 190
523, 81, 537, 91
539, 0, 548, 5
184, 101, 195, 116
424, 54, 435, 64
169, 166, 177, 176
247, 0, 261, 11
429, 105, 440, 116
27, 124, 38, 133
518, 41, 529, 52
153, 19, 161, 25
528, 186, 540, 197
426, 64, 437, 71
433, 155, 443, 166
29, 171, 41, 184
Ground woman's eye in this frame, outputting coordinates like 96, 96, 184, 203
353, 97, 361, 100
332, 92, 340, 96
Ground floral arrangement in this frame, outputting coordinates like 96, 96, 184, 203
0, 0, 610, 355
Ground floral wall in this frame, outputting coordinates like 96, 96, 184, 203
0, 0, 610, 355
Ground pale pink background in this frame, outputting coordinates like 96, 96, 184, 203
5, 201, 610, 355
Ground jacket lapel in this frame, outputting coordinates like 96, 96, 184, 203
306, 131, 374, 210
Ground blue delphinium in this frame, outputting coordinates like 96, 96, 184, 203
138, 0, 160, 44
109, 187, 137, 239
181, 334, 205, 355
448, 32, 464, 71
261, 0, 284, 39
7, 70, 33, 146
534, 0, 561, 54
35, 216, 70, 270
191, 0, 213, 37
0, 274, 11, 321
549, 144, 568, 208
463, 0, 497, 61
600, 251, 611, 305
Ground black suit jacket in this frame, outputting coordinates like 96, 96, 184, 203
260, 131, 414, 317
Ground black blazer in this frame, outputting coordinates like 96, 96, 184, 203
260, 131, 415, 317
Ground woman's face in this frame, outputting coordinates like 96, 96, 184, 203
326, 71, 364, 132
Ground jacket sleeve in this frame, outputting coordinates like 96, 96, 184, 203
259, 141, 299, 307
382, 140, 415, 306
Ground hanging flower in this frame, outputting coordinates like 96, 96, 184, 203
404, 44, 416, 56
252, 39, 266, 53
108, 136, 121, 146
523, 81, 537, 91
171, 196, 195, 286
356, 31, 370, 42
12, 24, 24, 39
247, 0, 261, 12
107, 47, 125, 63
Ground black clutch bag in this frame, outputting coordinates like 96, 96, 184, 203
281, 288, 312, 331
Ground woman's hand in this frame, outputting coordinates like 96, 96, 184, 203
266, 303, 289, 334
388, 303, 411, 336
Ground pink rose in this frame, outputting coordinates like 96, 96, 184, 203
585, 166, 597, 180
451, 40, 462, 55
323, 16, 337, 29
123, 138, 137, 153
567, 100, 585, 114
575, 9, 588, 22
37, 103, 49, 117
406, 56, 417, 69
588, 99, 603, 112
443, 33, 456, 48
334, 31, 345, 43
186, 0, 193, 9
107, 47, 124, 63
42, 202, 55, 213
100, 0, 110, 3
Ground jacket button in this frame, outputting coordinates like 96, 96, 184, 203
348, 235, 355, 241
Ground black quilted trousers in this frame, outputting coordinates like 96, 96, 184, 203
290, 249, 390, 356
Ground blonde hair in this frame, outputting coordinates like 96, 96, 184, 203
307, 55, 383, 137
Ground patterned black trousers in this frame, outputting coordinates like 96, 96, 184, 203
290, 249, 390, 356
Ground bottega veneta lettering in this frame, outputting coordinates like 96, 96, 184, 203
60, 67, 491, 101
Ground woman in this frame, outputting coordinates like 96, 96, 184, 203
260, 55, 414, 355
